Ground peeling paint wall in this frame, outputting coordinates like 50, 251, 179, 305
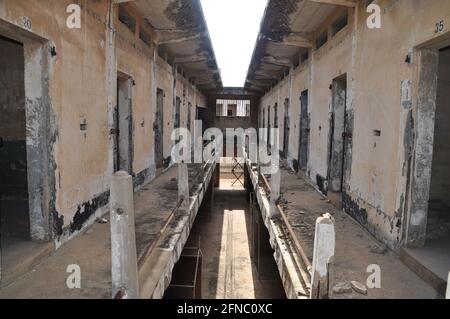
0, 0, 208, 247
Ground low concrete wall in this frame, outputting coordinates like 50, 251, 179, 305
138, 161, 217, 299
245, 160, 311, 299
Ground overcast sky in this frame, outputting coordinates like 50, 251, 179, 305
200, 0, 267, 87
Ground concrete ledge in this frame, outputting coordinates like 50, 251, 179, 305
138, 162, 216, 299
246, 160, 310, 299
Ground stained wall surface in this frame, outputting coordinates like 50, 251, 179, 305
257, 0, 450, 249
0, 0, 208, 245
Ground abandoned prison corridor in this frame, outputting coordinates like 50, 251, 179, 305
3, 0, 450, 301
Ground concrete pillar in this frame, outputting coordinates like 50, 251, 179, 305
269, 165, 280, 218
446, 272, 450, 299
110, 171, 139, 299
310, 213, 335, 299
269, 129, 280, 218
179, 162, 190, 212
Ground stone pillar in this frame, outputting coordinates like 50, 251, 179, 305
310, 213, 335, 299
269, 166, 280, 218
269, 129, 280, 217
110, 171, 139, 299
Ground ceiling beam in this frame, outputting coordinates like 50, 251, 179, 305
156, 30, 206, 45
260, 32, 313, 48
253, 70, 279, 80
173, 54, 210, 64
187, 70, 220, 78
261, 55, 293, 68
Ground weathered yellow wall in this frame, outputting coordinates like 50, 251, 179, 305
258, 0, 450, 248
0, 0, 112, 232
0, 0, 207, 244
350, 0, 450, 247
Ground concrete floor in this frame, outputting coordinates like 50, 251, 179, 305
0, 166, 204, 298
404, 239, 450, 281
401, 238, 450, 295
0, 162, 443, 299
0, 200, 54, 286
277, 164, 441, 299
184, 178, 286, 299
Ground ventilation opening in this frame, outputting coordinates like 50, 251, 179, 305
331, 11, 348, 36
316, 31, 328, 50
119, 5, 136, 33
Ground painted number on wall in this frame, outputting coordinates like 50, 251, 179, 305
22, 16, 32, 30
435, 20, 444, 34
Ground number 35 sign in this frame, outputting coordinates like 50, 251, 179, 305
435, 20, 445, 34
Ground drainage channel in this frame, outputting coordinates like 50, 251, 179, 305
164, 162, 286, 299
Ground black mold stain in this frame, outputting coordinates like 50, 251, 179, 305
316, 174, 327, 195
261, 0, 301, 33
342, 192, 368, 227
53, 211, 64, 237
49, 119, 59, 239
163, 156, 171, 168
292, 159, 299, 173
133, 167, 152, 189
164, 0, 204, 31
343, 109, 354, 191
69, 191, 110, 234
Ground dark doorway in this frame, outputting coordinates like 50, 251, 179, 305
0, 36, 28, 234
328, 75, 347, 193
283, 99, 290, 159
196, 106, 208, 135
267, 105, 271, 151
154, 88, 164, 169
0, 36, 31, 284
427, 47, 450, 243
273, 103, 278, 129
401, 47, 450, 296
175, 97, 181, 130
115, 74, 133, 173
262, 107, 265, 131
187, 102, 192, 132
274, 104, 279, 155
299, 90, 310, 171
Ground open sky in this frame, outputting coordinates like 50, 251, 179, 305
200, 0, 268, 87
